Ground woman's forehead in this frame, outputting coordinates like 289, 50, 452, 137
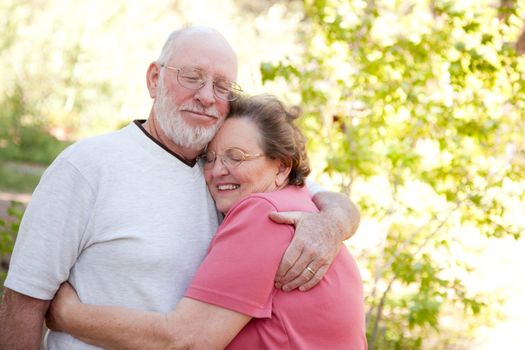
210, 118, 260, 149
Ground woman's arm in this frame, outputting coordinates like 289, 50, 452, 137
272, 191, 360, 291
46, 283, 250, 350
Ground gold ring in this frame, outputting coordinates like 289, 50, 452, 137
306, 266, 315, 275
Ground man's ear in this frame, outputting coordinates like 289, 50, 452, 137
275, 162, 292, 187
146, 62, 161, 99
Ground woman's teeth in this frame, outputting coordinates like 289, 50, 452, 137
217, 184, 240, 191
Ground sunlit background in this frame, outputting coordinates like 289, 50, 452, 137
1, 0, 524, 349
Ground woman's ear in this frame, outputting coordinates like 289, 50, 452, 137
275, 162, 292, 188
146, 62, 161, 99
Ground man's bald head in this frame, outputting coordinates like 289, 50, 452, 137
157, 26, 237, 70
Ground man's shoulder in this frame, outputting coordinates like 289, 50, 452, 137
60, 123, 135, 159
47, 122, 139, 177
72, 123, 133, 148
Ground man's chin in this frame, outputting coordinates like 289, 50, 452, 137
180, 113, 220, 130
159, 115, 218, 151
167, 133, 213, 152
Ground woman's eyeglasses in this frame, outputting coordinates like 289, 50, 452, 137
201, 148, 264, 169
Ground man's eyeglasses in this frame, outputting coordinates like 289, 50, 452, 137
201, 148, 264, 169
161, 65, 242, 101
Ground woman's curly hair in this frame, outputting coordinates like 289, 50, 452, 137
228, 94, 310, 186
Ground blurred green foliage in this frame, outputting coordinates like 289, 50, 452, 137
0, 202, 24, 297
0, 84, 71, 165
0, 164, 42, 193
261, 0, 525, 348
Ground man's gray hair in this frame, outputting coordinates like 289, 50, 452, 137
156, 28, 186, 65
156, 26, 228, 65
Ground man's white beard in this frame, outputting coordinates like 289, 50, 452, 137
154, 79, 223, 152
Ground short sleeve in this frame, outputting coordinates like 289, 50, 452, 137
305, 178, 325, 197
185, 196, 294, 318
4, 158, 94, 299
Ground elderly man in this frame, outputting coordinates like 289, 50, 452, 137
0, 26, 359, 349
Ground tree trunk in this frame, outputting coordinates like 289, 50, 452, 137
516, 26, 525, 55
498, 0, 515, 22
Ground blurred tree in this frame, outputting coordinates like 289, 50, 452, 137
262, 0, 525, 349
235, 0, 282, 14
0, 0, 184, 145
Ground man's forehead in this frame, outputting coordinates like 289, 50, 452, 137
168, 34, 238, 80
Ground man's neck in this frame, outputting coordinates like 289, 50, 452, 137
143, 114, 201, 162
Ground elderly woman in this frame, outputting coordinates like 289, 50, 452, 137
47, 94, 367, 349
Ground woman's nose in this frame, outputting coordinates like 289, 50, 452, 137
211, 156, 229, 177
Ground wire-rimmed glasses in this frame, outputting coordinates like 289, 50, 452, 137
161, 65, 242, 101
201, 148, 264, 169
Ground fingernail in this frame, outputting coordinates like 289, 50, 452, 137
283, 286, 291, 292
274, 282, 282, 289
299, 286, 306, 292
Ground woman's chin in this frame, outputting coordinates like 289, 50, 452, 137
217, 198, 241, 215
217, 203, 232, 215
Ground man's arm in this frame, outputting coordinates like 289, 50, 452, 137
313, 191, 360, 240
271, 191, 360, 292
0, 288, 50, 350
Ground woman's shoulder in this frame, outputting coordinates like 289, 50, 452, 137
227, 186, 317, 219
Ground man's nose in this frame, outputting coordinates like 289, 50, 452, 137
194, 80, 216, 106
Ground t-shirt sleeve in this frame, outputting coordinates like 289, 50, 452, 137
185, 196, 294, 318
305, 178, 325, 197
4, 158, 94, 300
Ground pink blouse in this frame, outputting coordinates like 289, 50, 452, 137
186, 186, 367, 349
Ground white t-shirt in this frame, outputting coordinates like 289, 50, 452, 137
5, 121, 220, 349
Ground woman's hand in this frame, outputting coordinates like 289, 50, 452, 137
46, 282, 81, 332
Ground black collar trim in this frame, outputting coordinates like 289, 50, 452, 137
133, 120, 197, 167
